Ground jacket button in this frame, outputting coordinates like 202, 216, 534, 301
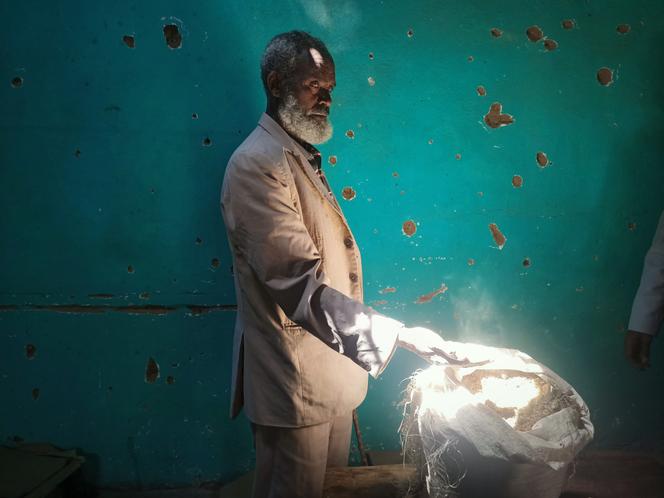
344, 236, 353, 248
349, 272, 358, 283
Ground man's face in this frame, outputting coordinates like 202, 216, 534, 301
278, 48, 336, 145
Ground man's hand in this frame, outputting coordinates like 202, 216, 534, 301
397, 326, 487, 366
624, 330, 653, 369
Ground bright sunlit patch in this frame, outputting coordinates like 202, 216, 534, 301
413, 350, 543, 428
414, 366, 478, 421
477, 376, 539, 410
309, 47, 324, 67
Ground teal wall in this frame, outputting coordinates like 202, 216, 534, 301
2, 0, 663, 488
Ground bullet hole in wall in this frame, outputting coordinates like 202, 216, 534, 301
617, 24, 631, 34
477, 85, 487, 96
488, 223, 507, 249
26, 344, 36, 359
202, 137, 212, 147
512, 175, 523, 188
342, 187, 356, 201
123, 35, 135, 48
392, 171, 399, 178
328, 155, 337, 166
562, 19, 575, 30
407, 28, 414, 38
166, 375, 175, 385
195, 237, 202, 245
467, 55, 474, 62
74, 149, 81, 158
163, 24, 182, 49
468, 258, 476, 266
428, 138, 434, 145
192, 112, 199, 119
368, 52, 374, 60
526, 25, 544, 42
523, 257, 531, 267
367, 76, 375, 87
491, 28, 503, 38
627, 222, 637, 231
536, 151, 549, 167
145, 357, 160, 383
544, 39, 558, 51
416, 284, 448, 304
127, 265, 135, 274
484, 102, 514, 128
402, 220, 417, 237
32, 388, 40, 400
597, 67, 613, 86
345, 130, 355, 139
455, 153, 462, 160
211, 258, 220, 269
11, 76, 23, 88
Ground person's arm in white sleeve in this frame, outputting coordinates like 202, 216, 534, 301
223, 151, 452, 376
625, 210, 664, 368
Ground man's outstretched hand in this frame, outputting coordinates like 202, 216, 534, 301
397, 326, 488, 366
624, 330, 653, 369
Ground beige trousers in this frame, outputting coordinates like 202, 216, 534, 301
251, 413, 353, 498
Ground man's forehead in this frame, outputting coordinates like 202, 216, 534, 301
309, 48, 325, 68
293, 47, 335, 80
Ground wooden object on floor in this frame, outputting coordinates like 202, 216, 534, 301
323, 464, 420, 498
0, 444, 84, 498
218, 465, 419, 498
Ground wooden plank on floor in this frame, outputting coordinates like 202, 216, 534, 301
323, 464, 420, 498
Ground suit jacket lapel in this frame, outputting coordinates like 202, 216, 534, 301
258, 113, 348, 223
287, 149, 346, 220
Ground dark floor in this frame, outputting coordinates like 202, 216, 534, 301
92, 450, 664, 498
560, 450, 664, 498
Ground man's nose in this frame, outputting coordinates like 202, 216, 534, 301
317, 88, 332, 105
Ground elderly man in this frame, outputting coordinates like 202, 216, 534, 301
220, 31, 452, 498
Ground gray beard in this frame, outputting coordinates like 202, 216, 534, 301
278, 94, 333, 145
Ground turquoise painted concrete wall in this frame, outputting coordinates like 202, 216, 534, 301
2, 0, 663, 488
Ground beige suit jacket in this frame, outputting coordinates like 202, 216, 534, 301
221, 113, 402, 427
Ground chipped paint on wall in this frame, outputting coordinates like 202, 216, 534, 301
145, 357, 160, 383
488, 223, 507, 249
484, 102, 514, 128
415, 284, 448, 304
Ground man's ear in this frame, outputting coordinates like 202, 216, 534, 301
266, 70, 281, 98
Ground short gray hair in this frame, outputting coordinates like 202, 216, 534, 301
260, 31, 333, 95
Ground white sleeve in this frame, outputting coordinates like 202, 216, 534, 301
628, 211, 664, 336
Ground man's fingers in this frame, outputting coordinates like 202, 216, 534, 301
639, 339, 651, 369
